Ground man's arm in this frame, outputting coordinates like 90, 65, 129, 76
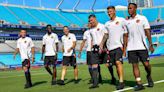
145, 29, 154, 53
100, 33, 108, 49
31, 47, 35, 63
68, 41, 76, 52
56, 43, 59, 52
78, 40, 86, 58
41, 45, 45, 60
13, 48, 19, 59
123, 33, 128, 57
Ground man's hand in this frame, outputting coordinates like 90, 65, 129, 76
149, 45, 154, 54
67, 48, 72, 53
31, 57, 35, 64
40, 56, 44, 61
13, 54, 16, 60
78, 52, 81, 58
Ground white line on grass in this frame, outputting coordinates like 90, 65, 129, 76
113, 80, 164, 92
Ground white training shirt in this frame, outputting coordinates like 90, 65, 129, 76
105, 17, 128, 51
17, 37, 34, 61
89, 23, 108, 45
83, 30, 92, 51
62, 33, 76, 56
126, 14, 150, 51
43, 33, 59, 56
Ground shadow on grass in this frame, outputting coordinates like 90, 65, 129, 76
65, 78, 82, 84
32, 81, 47, 87
151, 63, 164, 67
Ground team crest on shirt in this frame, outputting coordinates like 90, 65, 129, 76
116, 21, 119, 25
24, 40, 27, 43
136, 19, 140, 23
51, 36, 53, 39
97, 28, 100, 31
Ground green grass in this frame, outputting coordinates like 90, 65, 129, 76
0, 57, 164, 92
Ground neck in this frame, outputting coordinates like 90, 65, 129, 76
131, 13, 137, 18
111, 16, 116, 21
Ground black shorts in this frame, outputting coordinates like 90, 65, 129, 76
22, 59, 30, 68
99, 51, 108, 64
87, 51, 92, 65
63, 56, 77, 66
128, 50, 149, 64
89, 51, 100, 65
109, 48, 123, 65
44, 56, 57, 66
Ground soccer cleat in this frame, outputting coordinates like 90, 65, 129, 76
58, 80, 65, 85
74, 79, 79, 84
88, 79, 93, 84
89, 85, 99, 89
111, 77, 116, 85
134, 84, 145, 91
51, 80, 56, 85
24, 83, 32, 89
116, 82, 125, 90
147, 76, 154, 87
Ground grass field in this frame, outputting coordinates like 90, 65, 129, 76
0, 57, 164, 92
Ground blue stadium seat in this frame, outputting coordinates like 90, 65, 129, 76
161, 7, 164, 20
25, 8, 56, 25
42, 10, 70, 26
74, 13, 90, 25
0, 6, 19, 24
60, 12, 83, 27
8, 6, 39, 25
159, 36, 164, 44
142, 8, 159, 22
153, 46, 164, 55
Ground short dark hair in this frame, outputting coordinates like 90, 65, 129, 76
63, 26, 69, 29
88, 14, 96, 19
128, 3, 137, 8
107, 6, 115, 10
46, 24, 52, 29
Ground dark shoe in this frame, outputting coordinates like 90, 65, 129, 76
24, 83, 32, 89
74, 79, 80, 84
111, 77, 116, 85
58, 80, 65, 85
116, 82, 125, 90
88, 79, 93, 84
134, 84, 145, 91
147, 76, 154, 87
51, 80, 56, 85
89, 85, 99, 89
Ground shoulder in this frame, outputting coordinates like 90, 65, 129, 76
105, 21, 110, 26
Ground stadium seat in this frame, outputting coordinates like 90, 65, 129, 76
142, 8, 159, 22
159, 36, 164, 44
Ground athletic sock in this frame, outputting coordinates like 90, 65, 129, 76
98, 65, 102, 82
92, 67, 99, 86
45, 67, 52, 75
108, 65, 115, 79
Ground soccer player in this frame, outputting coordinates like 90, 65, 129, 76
41, 24, 59, 85
88, 14, 108, 88
100, 6, 128, 90
58, 26, 78, 85
13, 30, 35, 89
78, 23, 93, 83
125, 3, 154, 91
78, 23, 116, 85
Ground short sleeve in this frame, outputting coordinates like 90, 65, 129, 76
42, 37, 46, 45
122, 18, 128, 33
72, 34, 76, 41
54, 34, 59, 43
29, 38, 34, 48
143, 16, 150, 29
102, 25, 108, 34
83, 31, 87, 40
17, 40, 20, 49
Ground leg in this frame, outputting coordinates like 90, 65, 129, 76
89, 64, 99, 89
98, 65, 102, 83
88, 65, 93, 83
23, 66, 32, 88
44, 57, 52, 75
142, 61, 154, 87
61, 65, 67, 81
105, 63, 116, 84
115, 61, 124, 90
74, 65, 78, 80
